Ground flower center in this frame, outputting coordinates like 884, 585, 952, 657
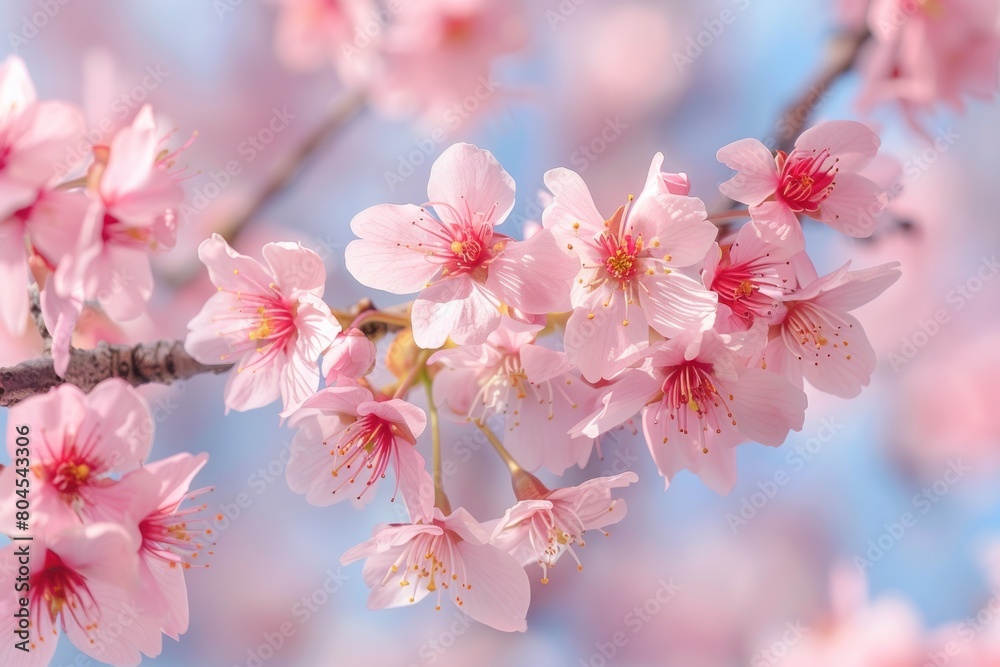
328, 414, 405, 501
653, 361, 735, 445
777, 148, 838, 212
601, 233, 643, 283
31, 550, 93, 626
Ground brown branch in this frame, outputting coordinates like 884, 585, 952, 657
0, 340, 231, 407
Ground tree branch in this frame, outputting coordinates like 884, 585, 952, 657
0, 340, 231, 407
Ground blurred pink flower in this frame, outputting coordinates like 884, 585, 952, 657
717, 120, 887, 251
860, 0, 1000, 118
341, 503, 531, 632
269, 0, 378, 81
489, 471, 637, 583
543, 153, 719, 382
0, 523, 148, 666
703, 221, 795, 333
577, 329, 807, 494
430, 316, 596, 475
368, 0, 527, 120
286, 383, 431, 513
765, 260, 901, 398
0, 55, 85, 335
346, 143, 576, 349
0, 379, 152, 531
185, 234, 341, 414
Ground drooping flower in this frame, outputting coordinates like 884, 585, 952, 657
323, 327, 377, 384
286, 383, 432, 515
0, 55, 85, 335
0, 522, 154, 667
765, 260, 901, 399
543, 153, 719, 382
0, 379, 153, 530
489, 472, 637, 583
717, 120, 887, 251
341, 503, 531, 632
185, 234, 341, 414
859, 0, 1000, 119
576, 329, 807, 494
703, 221, 795, 332
345, 143, 578, 349
430, 316, 596, 475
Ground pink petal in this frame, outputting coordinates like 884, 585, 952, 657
573, 369, 660, 438
485, 229, 576, 314
0, 224, 28, 334
564, 297, 648, 383
716, 138, 779, 205
263, 241, 327, 297
795, 120, 880, 171
749, 200, 805, 253
630, 193, 718, 267
542, 167, 606, 238
726, 369, 807, 446
197, 233, 273, 293
520, 345, 572, 384
427, 143, 515, 228
812, 262, 902, 312
411, 276, 500, 349
223, 351, 283, 412
816, 172, 887, 237
454, 541, 531, 632
359, 398, 428, 440
639, 271, 718, 338
85, 378, 155, 471
345, 203, 443, 293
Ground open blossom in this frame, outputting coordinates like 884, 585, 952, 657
860, 0, 1000, 117
0, 55, 85, 335
185, 234, 341, 414
543, 152, 719, 382
345, 143, 577, 349
576, 329, 807, 494
703, 221, 795, 332
765, 261, 902, 399
489, 472, 637, 583
269, 0, 378, 81
717, 120, 887, 251
341, 502, 531, 632
0, 522, 153, 667
368, 0, 527, 120
286, 383, 432, 514
430, 317, 596, 475
0, 379, 153, 530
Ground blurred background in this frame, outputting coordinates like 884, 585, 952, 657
2, 0, 1000, 665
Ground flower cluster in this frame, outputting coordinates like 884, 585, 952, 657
0, 379, 211, 666
178, 129, 899, 631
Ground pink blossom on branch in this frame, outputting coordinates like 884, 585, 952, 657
717, 120, 888, 251
489, 472, 637, 583
0, 379, 153, 531
341, 502, 531, 632
185, 234, 341, 414
430, 316, 596, 475
285, 383, 432, 515
0, 55, 85, 335
575, 329, 807, 494
543, 153, 719, 382
345, 142, 577, 349
765, 260, 902, 399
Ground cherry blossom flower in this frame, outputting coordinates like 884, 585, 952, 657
0, 379, 153, 530
0, 55, 85, 335
368, 0, 527, 120
430, 317, 596, 475
860, 0, 1000, 119
576, 329, 807, 494
489, 472, 637, 583
185, 234, 341, 414
269, 0, 378, 82
341, 503, 531, 632
703, 221, 795, 333
345, 143, 577, 349
0, 522, 154, 667
765, 261, 902, 399
323, 327, 377, 384
543, 152, 719, 382
717, 120, 887, 251
95, 452, 213, 647
286, 383, 432, 515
